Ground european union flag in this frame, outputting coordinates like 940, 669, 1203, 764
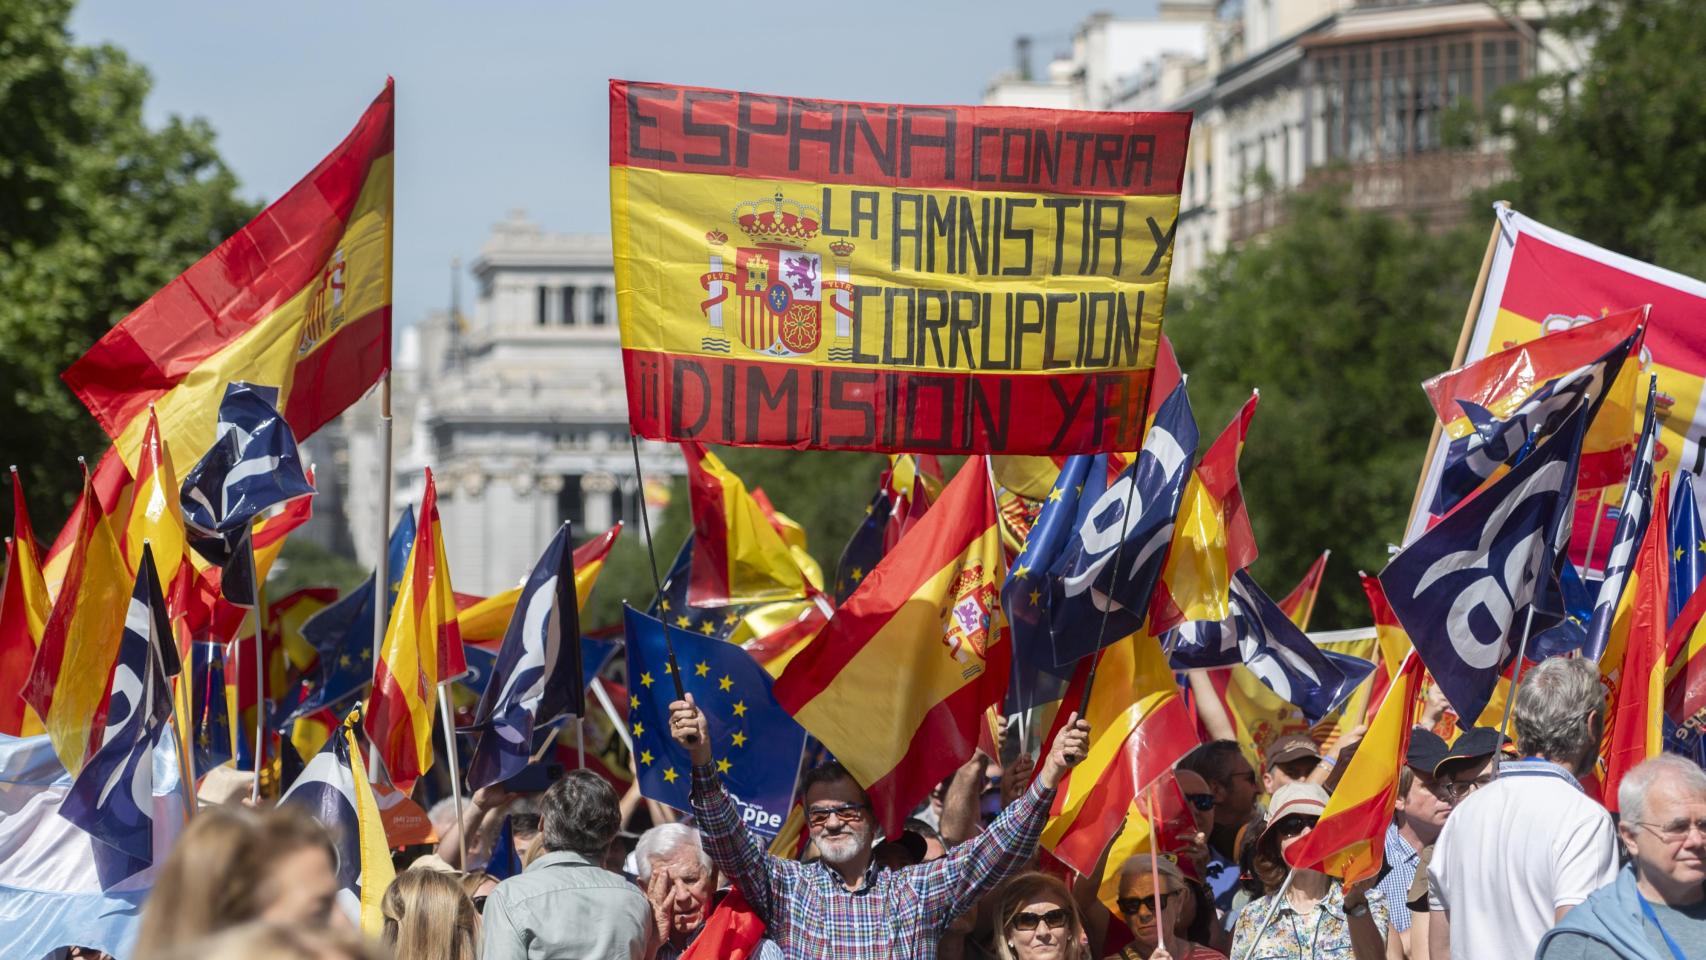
62, 544, 180, 860
834, 488, 891, 604
1167, 570, 1374, 723
1669, 472, 1706, 625
623, 605, 805, 837
1047, 381, 1198, 665
1585, 379, 1659, 661
1382, 402, 1587, 721
651, 537, 748, 642
284, 507, 416, 723
192, 641, 234, 773
1000, 456, 1094, 713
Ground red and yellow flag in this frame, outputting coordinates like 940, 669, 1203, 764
683, 442, 809, 607
1285, 654, 1425, 884
610, 80, 1191, 455
1150, 391, 1260, 631
46, 82, 394, 598
1602, 473, 1670, 812
774, 456, 1008, 834
1, 469, 51, 736
456, 523, 624, 647
23, 467, 132, 774
1041, 629, 1198, 876
365, 469, 467, 791
1279, 550, 1330, 630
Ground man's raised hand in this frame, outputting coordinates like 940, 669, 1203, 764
1038, 712, 1091, 788
668, 694, 712, 766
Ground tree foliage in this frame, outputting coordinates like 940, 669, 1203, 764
1167, 188, 1481, 629
1495, 0, 1706, 278
0, 0, 256, 531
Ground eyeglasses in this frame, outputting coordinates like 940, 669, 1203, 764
1117, 890, 1180, 918
1011, 908, 1070, 931
1184, 792, 1216, 812
1635, 818, 1706, 842
806, 803, 870, 827
1272, 815, 1318, 839
1440, 776, 1494, 801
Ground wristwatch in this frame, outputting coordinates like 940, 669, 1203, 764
1344, 898, 1371, 919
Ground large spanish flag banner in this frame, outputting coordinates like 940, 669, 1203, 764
610, 81, 1191, 454
53, 80, 395, 586
774, 456, 1007, 835
1408, 205, 1706, 545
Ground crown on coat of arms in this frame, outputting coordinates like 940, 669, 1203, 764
733, 192, 820, 244
828, 239, 855, 257
706, 229, 729, 246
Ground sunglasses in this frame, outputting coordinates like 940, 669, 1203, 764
1272, 815, 1317, 839
1184, 792, 1216, 812
1012, 908, 1070, 932
1117, 890, 1180, 918
806, 802, 870, 827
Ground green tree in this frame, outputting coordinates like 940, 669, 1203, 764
1492, 0, 1706, 278
1167, 187, 1482, 629
0, 0, 256, 531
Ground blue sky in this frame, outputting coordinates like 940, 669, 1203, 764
71, 1, 1156, 327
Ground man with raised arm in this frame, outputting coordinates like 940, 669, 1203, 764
668, 694, 1090, 960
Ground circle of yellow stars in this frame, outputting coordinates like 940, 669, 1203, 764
632, 659, 751, 786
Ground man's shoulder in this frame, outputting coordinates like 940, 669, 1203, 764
492, 859, 649, 907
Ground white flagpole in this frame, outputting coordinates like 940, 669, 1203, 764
249, 532, 267, 805
437, 685, 468, 867
370, 371, 392, 784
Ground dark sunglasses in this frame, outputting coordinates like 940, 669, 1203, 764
1184, 792, 1216, 812
1117, 890, 1180, 918
806, 802, 870, 827
1273, 815, 1318, 839
1012, 907, 1070, 931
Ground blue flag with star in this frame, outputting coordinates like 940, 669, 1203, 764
191, 641, 234, 773
623, 605, 805, 837
1000, 455, 1095, 713
1670, 471, 1706, 625
650, 537, 752, 641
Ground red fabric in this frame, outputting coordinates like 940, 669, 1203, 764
0, 538, 33, 735
1602, 473, 1670, 813
681, 887, 767, 960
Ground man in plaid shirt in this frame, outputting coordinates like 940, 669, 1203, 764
669, 694, 1090, 959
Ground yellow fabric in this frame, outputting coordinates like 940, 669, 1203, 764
1312, 657, 1421, 883
788, 523, 1004, 787
700, 446, 808, 605
345, 718, 397, 938
1096, 799, 1160, 916
276, 593, 334, 673
990, 456, 1061, 502
41, 503, 131, 776
1159, 474, 1232, 622
8, 480, 50, 738
122, 410, 186, 589
455, 556, 610, 646
290, 712, 335, 762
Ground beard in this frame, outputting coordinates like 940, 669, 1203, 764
815, 829, 870, 866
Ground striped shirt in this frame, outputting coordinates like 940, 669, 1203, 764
691, 763, 1053, 960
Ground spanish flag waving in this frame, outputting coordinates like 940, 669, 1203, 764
1149, 391, 1260, 632
1285, 653, 1425, 884
774, 456, 1008, 835
1, 468, 51, 736
682, 442, 809, 607
365, 469, 466, 791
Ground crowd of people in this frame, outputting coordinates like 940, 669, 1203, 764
52, 655, 1706, 960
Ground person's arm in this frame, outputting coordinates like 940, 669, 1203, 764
911, 713, 1090, 927
1309, 724, 1365, 788
1342, 881, 1387, 960
1551, 810, 1618, 918
1427, 904, 1449, 960
670, 695, 788, 924
1187, 671, 1236, 740
1070, 834, 1116, 953
938, 752, 991, 847
438, 785, 512, 868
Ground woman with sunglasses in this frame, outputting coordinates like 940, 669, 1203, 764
1231, 784, 1388, 960
1109, 855, 1227, 960
995, 872, 1089, 960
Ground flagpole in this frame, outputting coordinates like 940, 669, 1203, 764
1404, 202, 1509, 533
1071, 456, 1144, 760
437, 685, 468, 867
576, 716, 586, 771
591, 678, 635, 755
1236, 868, 1296, 960
1144, 784, 1163, 913
371, 370, 392, 784
628, 437, 690, 706
1580, 489, 1609, 577
249, 533, 267, 805
1496, 606, 1537, 746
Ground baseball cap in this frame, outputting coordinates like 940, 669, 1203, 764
1435, 726, 1503, 776
1404, 729, 1451, 774
1259, 782, 1330, 842
1265, 733, 1322, 769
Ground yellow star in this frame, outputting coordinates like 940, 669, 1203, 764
732, 700, 748, 717
359, 647, 370, 660
716, 758, 732, 774
198, 732, 211, 748
719, 675, 734, 692
664, 662, 673, 673
699, 621, 715, 635
639, 749, 654, 766
851, 567, 864, 581
1678, 545, 1686, 562
338, 654, 352, 668
662, 767, 679, 783
1048, 487, 1064, 502
1029, 589, 1042, 606
629, 694, 640, 709
676, 615, 691, 628
640, 671, 655, 688
1698, 538, 1705, 555
731, 731, 748, 747
695, 661, 710, 677
865, 502, 874, 515
724, 612, 740, 625
1075, 484, 1083, 497
632, 721, 645, 736
660, 598, 671, 612
1012, 563, 1029, 580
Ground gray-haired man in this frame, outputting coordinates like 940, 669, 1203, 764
1428, 657, 1619, 960
1539, 754, 1706, 959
